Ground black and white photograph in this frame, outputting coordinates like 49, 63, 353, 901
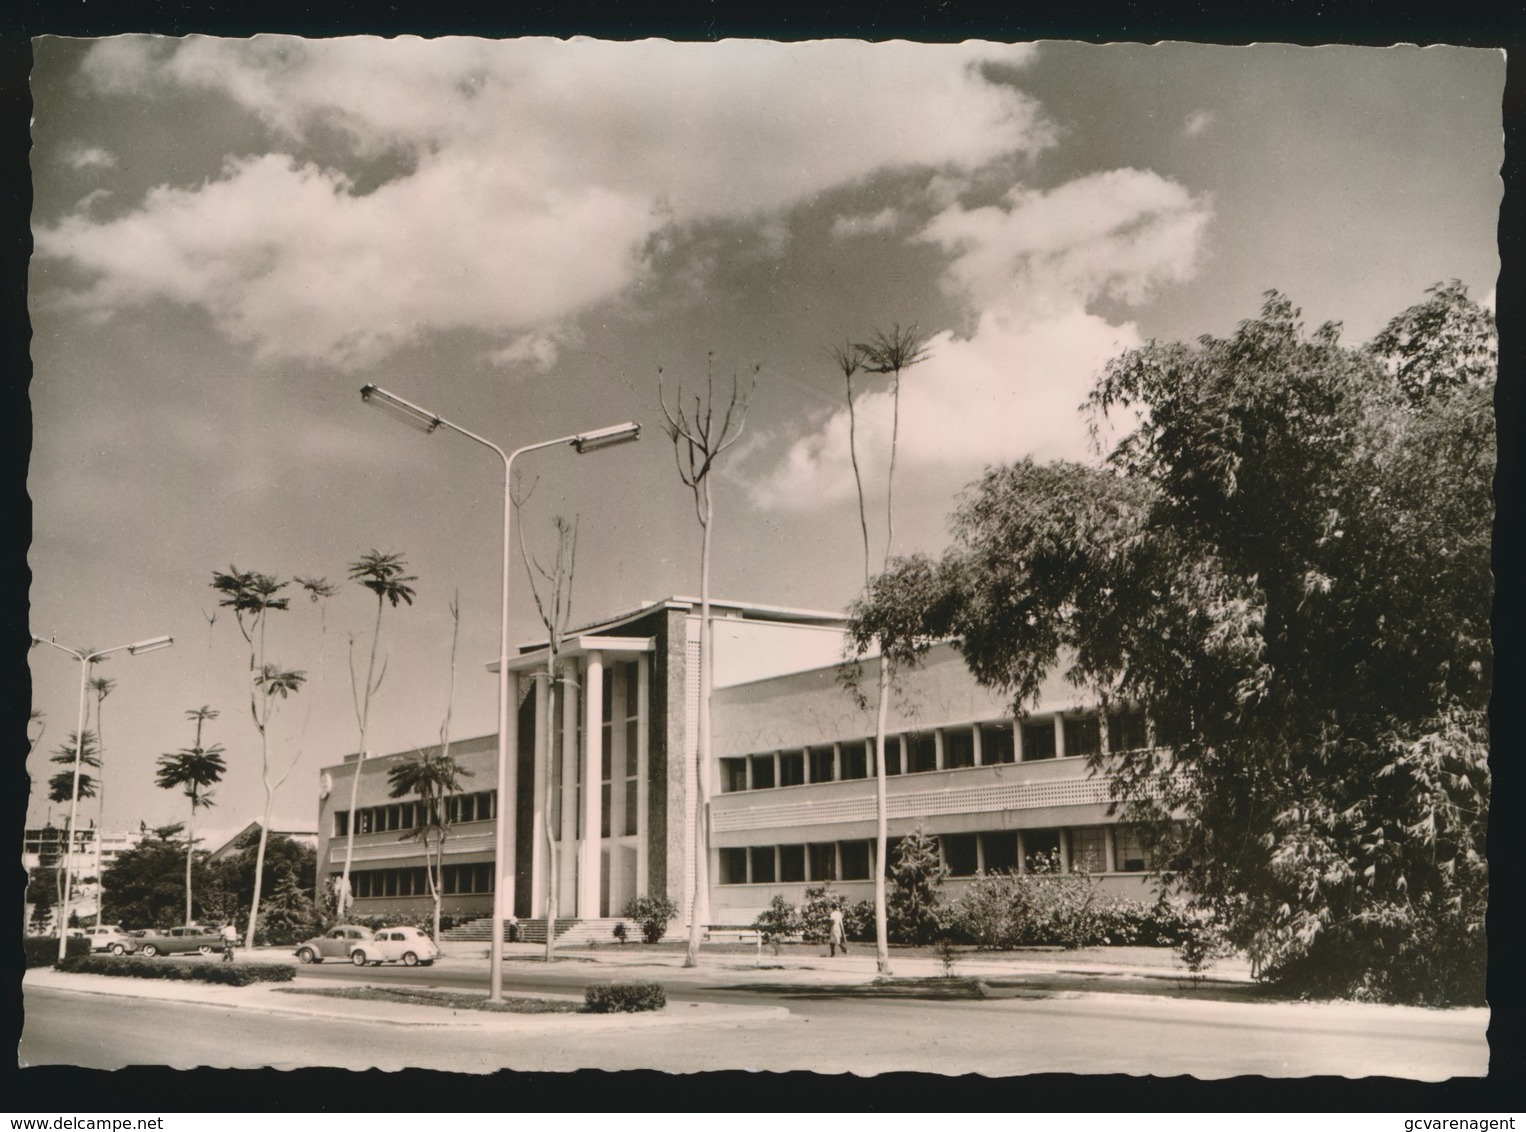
19, 33, 1503, 1089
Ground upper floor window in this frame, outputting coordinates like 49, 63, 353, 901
943, 728, 975, 769
720, 758, 748, 794
808, 745, 836, 783
980, 722, 1016, 765
1108, 709, 1148, 753
1022, 720, 1057, 761
1063, 716, 1101, 759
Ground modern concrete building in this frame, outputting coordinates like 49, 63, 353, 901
315, 596, 1167, 930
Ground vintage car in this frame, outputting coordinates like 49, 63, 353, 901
347, 925, 439, 967
294, 924, 375, 964
133, 925, 225, 957
76, 926, 138, 955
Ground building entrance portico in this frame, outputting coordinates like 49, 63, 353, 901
508, 635, 653, 921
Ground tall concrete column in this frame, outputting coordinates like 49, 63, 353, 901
559, 662, 579, 915
609, 663, 628, 915
530, 672, 549, 916
578, 650, 604, 918
636, 654, 650, 897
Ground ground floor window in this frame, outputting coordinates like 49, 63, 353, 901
719, 846, 748, 884
1070, 826, 1107, 873
840, 840, 871, 880
982, 831, 1019, 873
1115, 826, 1154, 872
942, 833, 978, 876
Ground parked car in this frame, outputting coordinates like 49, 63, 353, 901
294, 924, 375, 964
133, 925, 225, 957
348, 925, 439, 967
75, 926, 138, 955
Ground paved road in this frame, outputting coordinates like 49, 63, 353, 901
20, 970, 1488, 1078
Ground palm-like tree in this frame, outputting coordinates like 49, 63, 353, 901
387, 748, 470, 941
211, 564, 302, 947
846, 321, 931, 976
155, 706, 227, 925
338, 551, 417, 915
48, 730, 99, 804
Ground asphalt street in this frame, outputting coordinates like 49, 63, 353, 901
18, 947, 1491, 1079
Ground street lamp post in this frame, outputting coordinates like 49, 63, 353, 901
360, 383, 639, 1003
30, 633, 174, 960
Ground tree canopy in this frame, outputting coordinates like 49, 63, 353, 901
856, 285, 1493, 1003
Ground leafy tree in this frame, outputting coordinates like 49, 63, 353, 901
337, 551, 416, 914
1367, 279, 1497, 405
622, 895, 680, 944
207, 829, 318, 945
860, 287, 1492, 1003
102, 824, 210, 930
210, 565, 306, 948
751, 895, 803, 951
659, 355, 755, 968
155, 706, 227, 925
888, 827, 945, 945
836, 323, 933, 976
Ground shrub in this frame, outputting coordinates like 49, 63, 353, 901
584, 981, 667, 1013
889, 828, 945, 944
800, 885, 840, 944
25, 936, 89, 968
1173, 909, 1229, 984
843, 900, 877, 943
56, 955, 296, 985
621, 895, 679, 944
942, 853, 1105, 949
751, 895, 802, 951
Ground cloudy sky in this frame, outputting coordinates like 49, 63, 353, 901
25, 37, 1502, 843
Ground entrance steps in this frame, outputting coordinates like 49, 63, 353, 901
441, 915, 639, 945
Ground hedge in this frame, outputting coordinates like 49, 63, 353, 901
583, 981, 667, 1013
24, 937, 90, 968
56, 955, 297, 985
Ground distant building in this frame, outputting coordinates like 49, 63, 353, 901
23, 825, 145, 925
208, 822, 319, 862
316, 596, 1172, 928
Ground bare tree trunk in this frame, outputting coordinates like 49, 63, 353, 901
340, 597, 385, 914
873, 658, 893, 975
543, 674, 560, 962
684, 483, 715, 968
184, 796, 196, 926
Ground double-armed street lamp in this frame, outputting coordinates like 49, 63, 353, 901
360, 383, 640, 1002
30, 632, 174, 960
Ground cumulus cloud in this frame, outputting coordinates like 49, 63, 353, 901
63, 145, 117, 170
38, 37, 1050, 370
1183, 109, 1214, 137
749, 168, 1212, 508
831, 208, 900, 239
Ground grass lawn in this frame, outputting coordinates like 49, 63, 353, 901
275, 985, 581, 1013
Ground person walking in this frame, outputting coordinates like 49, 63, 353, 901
220, 920, 239, 962
828, 903, 848, 957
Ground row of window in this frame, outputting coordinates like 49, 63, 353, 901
339, 862, 496, 900
716, 826, 1156, 885
333, 790, 497, 838
720, 711, 1148, 793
